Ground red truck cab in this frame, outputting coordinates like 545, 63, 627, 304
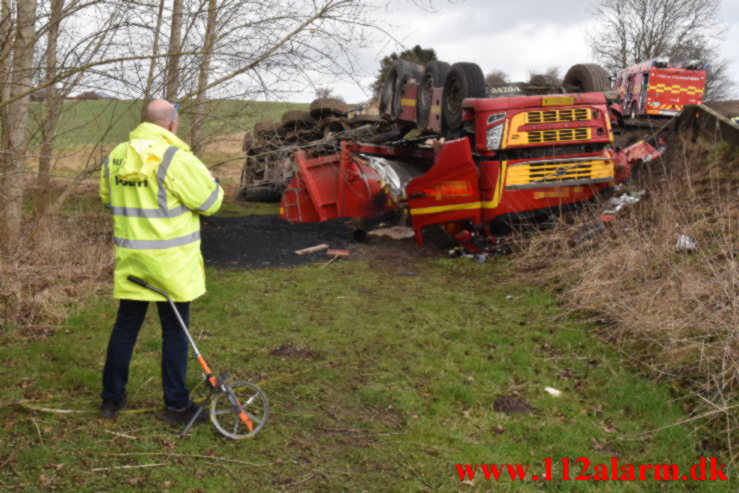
406, 93, 618, 240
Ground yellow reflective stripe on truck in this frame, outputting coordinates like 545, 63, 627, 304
409, 202, 481, 215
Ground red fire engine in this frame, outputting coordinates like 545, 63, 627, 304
612, 58, 706, 119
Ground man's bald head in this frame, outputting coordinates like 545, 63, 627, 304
142, 99, 178, 134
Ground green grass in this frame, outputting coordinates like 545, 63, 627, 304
27, 99, 309, 148
0, 257, 732, 491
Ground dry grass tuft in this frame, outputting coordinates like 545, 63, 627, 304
514, 137, 738, 459
0, 199, 112, 330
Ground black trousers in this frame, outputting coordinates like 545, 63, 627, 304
101, 299, 191, 410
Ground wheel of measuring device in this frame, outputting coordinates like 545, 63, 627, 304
210, 380, 269, 439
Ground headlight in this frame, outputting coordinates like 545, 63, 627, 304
487, 123, 504, 150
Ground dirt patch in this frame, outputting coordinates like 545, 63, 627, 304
202, 214, 446, 269
269, 342, 324, 360
201, 214, 355, 268
350, 230, 448, 273
493, 395, 534, 415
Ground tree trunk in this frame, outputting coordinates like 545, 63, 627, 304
0, 0, 12, 103
189, 0, 217, 155
0, 0, 37, 252
142, 0, 165, 111
34, 0, 64, 213
164, 0, 183, 101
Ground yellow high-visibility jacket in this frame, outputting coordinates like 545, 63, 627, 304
99, 122, 224, 301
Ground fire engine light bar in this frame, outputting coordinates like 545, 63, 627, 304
542, 96, 574, 106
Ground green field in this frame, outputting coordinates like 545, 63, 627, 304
28, 99, 309, 148
0, 210, 731, 490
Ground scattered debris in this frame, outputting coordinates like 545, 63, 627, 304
568, 220, 607, 247
326, 249, 350, 257
493, 395, 534, 415
675, 234, 697, 252
602, 190, 646, 215
367, 226, 415, 240
295, 243, 329, 255
544, 387, 562, 397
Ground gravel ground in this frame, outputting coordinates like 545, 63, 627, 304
201, 214, 449, 270
202, 214, 355, 269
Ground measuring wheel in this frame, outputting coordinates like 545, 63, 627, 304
210, 380, 270, 439
127, 276, 270, 440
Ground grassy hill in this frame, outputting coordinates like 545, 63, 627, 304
27, 99, 309, 149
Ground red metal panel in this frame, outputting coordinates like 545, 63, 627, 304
406, 138, 481, 245
464, 92, 607, 113
398, 84, 418, 123
425, 87, 443, 134
336, 142, 387, 218
293, 149, 341, 221
279, 174, 320, 223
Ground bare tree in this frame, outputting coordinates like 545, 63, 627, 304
189, 0, 218, 155
0, 0, 37, 250
0, 0, 12, 103
164, 0, 183, 100
587, 0, 734, 100
143, 0, 165, 106
35, 0, 63, 194
485, 70, 508, 85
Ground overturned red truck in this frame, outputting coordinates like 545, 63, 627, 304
279, 60, 660, 245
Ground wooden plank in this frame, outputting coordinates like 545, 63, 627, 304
294, 243, 329, 255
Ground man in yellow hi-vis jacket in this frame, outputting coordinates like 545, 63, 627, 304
98, 99, 223, 422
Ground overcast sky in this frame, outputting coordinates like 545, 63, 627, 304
304, 0, 739, 103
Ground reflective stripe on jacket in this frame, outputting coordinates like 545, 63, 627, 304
100, 122, 224, 301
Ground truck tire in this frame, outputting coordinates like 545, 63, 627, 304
563, 64, 610, 93
528, 74, 562, 93
254, 120, 280, 138
380, 59, 421, 117
391, 62, 424, 118
281, 110, 314, 128
379, 59, 406, 115
242, 133, 256, 152
442, 62, 486, 130
416, 61, 450, 128
309, 98, 348, 119
242, 185, 281, 203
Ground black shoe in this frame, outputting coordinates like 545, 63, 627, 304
99, 394, 127, 419
163, 402, 209, 426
